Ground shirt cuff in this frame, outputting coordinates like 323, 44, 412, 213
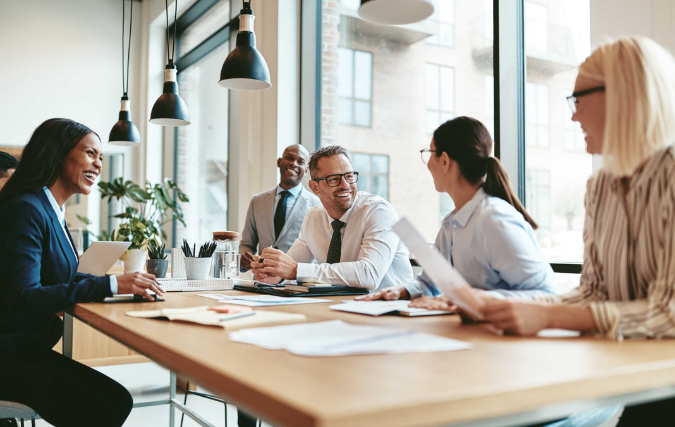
109, 275, 118, 295
296, 263, 318, 280
589, 302, 622, 340
403, 280, 425, 299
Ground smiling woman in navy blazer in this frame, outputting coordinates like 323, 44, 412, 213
0, 119, 164, 427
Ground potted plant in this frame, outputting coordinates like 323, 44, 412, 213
146, 240, 168, 278
182, 239, 217, 280
99, 178, 189, 272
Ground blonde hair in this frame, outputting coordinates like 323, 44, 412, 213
579, 37, 675, 175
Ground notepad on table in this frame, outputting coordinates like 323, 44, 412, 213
126, 306, 306, 329
330, 300, 453, 317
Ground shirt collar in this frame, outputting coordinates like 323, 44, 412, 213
43, 187, 66, 225
276, 183, 303, 197
447, 188, 488, 228
326, 192, 360, 225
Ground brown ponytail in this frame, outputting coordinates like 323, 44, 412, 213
433, 116, 539, 230
484, 157, 538, 229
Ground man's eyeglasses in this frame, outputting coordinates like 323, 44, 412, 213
313, 171, 359, 187
566, 86, 605, 114
420, 149, 438, 165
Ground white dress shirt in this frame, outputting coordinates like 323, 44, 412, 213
289, 191, 414, 290
272, 183, 303, 219
43, 187, 118, 294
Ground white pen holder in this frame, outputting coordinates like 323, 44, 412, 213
183, 257, 212, 280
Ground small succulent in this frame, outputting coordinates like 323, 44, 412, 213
148, 240, 167, 260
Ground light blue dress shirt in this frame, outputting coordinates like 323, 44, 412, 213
272, 183, 303, 219
404, 188, 558, 299
43, 188, 118, 294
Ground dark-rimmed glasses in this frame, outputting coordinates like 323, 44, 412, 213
420, 149, 438, 164
313, 171, 359, 187
566, 86, 605, 114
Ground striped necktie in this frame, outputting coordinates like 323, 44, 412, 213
326, 220, 345, 264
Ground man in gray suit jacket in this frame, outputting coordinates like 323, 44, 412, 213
240, 144, 320, 271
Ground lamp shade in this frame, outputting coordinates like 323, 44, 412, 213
109, 98, 141, 146
150, 65, 191, 126
219, 11, 271, 90
358, 0, 434, 25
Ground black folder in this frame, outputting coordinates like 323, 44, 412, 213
233, 285, 370, 298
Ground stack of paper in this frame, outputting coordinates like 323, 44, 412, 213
330, 300, 453, 317
229, 320, 472, 357
197, 294, 332, 307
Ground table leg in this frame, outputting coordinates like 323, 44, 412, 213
63, 312, 73, 359
170, 371, 176, 427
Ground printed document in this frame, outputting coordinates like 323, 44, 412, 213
393, 218, 484, 319
197, 294, 332, 307
229, 320, 472, 357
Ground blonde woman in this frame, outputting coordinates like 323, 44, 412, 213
480, 36, 675, 425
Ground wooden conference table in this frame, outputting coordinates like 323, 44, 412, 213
64, 291, 675, 427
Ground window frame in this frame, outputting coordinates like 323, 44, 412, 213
337, 47, 374, 128
166, 0, 237, 248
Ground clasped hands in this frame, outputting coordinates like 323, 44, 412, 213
250, 247, 298, 284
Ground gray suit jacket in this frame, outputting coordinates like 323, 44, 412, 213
240, 186, 320, 254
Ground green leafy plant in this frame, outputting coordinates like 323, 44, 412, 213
99, 177, 189, 250
148, 240, 167, 260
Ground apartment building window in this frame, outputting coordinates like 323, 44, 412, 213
352, 153, 389, 200
524, 2, 548, 54
426, 64, 454, 134
338, 48, 373, 127
426, 0, 455, 48
170, 0, 232, 245
526, 170, 551, 230
525, 82, 549, 147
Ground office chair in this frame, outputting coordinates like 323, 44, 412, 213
0, 401, 37, 427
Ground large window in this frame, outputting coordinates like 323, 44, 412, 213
318, 0, 493, 242
425, 64, 455, 134
524, 0, 591, 265
338, 48, 373, 127
351, 153, 388, 200
172, 0, 232, 244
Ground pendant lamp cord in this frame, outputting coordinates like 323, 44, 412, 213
165, 0, 178, 66
122, 0, 133, 97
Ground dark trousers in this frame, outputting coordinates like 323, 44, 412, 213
238, 408, 258, 427
617, 398, 675, 426
0, 343, 133, 427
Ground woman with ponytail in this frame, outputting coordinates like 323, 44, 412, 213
358, 116, 557, 302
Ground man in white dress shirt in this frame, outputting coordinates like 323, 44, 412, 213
251, 145, 413, 290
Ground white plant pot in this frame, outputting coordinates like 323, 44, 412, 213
124, 249, 147, 273
184, 257, 212, 280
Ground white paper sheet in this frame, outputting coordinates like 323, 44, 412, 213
198, 294, 333, 307
329, 300, 450, 317
229, 320, 472, 357
393, 218, 484, 319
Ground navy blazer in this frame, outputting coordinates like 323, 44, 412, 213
0, 190, 112, 351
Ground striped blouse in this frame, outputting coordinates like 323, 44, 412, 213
538, 146, 675, 340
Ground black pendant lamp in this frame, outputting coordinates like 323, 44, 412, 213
218, 0, 271, 91
110, 0, 141, 146
358, 0, 434, 25
150, 0, 190, 126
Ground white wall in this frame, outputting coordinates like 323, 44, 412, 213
0, 0, 145, 234
590, 0, 657, 45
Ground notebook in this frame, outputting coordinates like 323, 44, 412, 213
233, 285, 370, 297
126, 306, 306, 329
330, 301, 454, 317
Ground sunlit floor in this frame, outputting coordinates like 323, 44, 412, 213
33, 362, 269, 427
